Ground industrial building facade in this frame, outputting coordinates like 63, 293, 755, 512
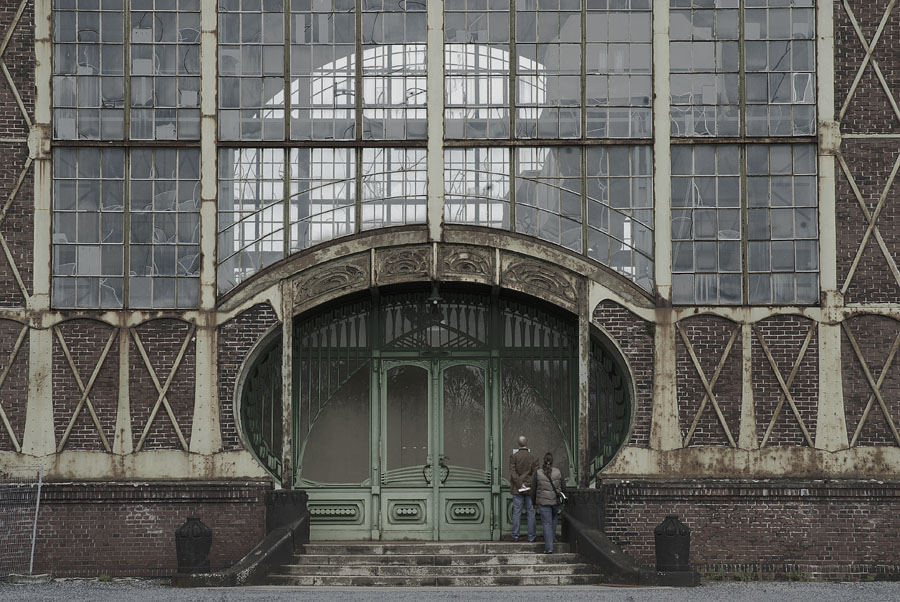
0, 0, 897, 578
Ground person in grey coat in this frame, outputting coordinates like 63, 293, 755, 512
532, 452, 565, 553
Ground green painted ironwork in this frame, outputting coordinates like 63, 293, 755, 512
237, 285, 635, 538
240, 337, 283, 478
587, 336, 633, 481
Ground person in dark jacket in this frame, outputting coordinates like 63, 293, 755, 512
508, 435, 538, 541
533, 452, 565, 553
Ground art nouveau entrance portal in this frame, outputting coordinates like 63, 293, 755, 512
240, 284, 634, 541
381, 360, 491, 540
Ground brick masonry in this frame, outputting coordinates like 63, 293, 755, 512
602, 479, 900, 580
752, 315, 819, 447
217, 303, 280, 451
129, 320, 196, 451
836, 139, 900, 304
835, 0, 900, 135
0, 0, 34, 304
31, 481, 270, 577
51, 320, 118, 451
676, 315, 742, 447
593, 301, 654, 448
0, 0, 33, 136
0, 143, 32, 306
841, 314, 900, 446
0, 318, 26, 451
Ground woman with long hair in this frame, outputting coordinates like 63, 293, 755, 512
532, 452, 565, 553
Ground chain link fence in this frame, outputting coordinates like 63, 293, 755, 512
0, 466, 43, 579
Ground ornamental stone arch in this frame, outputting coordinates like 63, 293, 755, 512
228, 230, 643, 539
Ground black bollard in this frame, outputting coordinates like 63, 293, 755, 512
175, 516, 213, 574
654, 514, 691, 572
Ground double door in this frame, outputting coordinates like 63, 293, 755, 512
379, 359, 497, 540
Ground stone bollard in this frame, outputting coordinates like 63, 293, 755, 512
654, 514, 691, 572
175, 516, 212, 574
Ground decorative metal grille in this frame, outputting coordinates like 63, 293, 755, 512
241, 337, 283, 477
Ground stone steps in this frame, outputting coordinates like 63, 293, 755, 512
277, 562, 597, 577
266, 541, 604, 587
301, 541, 571, 555
267, 574, 601, 587
286, 552, 581, 566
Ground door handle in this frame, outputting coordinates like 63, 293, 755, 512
423, 454, 434, 484
438, 456, 450, 484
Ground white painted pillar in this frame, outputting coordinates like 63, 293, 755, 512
650, 319, 681, 450
647, 0, 679, 453
22, 0, 54, 457
112, 328, 133, 455
739, 322, 759, 449
190, 323, 222, 454
652, 0, 672, 302
426, 0, 444, 242
814, 0, 848, 451
188, 0, 223, 455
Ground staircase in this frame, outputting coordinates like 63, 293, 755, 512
266, 541, 606, 586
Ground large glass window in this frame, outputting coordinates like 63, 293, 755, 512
586, 0, 653, 138
131, 0, 202, 140
53, 147, 200, 309
443, 145, 654, 290
50, 1, 822, 307
217, 147, 426, 294
53, 0, 201, 141
671, 143, 817, 305
744, 0, 816, 136
52, 148, 125, 307
444, 0, 511, 139
219, 0, 285, 140
670, 0, 815, 137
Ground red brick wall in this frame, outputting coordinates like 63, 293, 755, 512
593, 300, 653, 448
675, 315, 742, 447
0, 318, 27, 451
602, 480, 900, 580
842, 315, 900, 446
32, 482, 270, 577
835, 1, 900, 135
129, 320, 196, 451
51, 320, 118, 451
0, 0, 33, 135
752, 315, 819, 447
218, 303, 279, 451
836, 140, 900, 304
0, 143, 32, 306
0, 1, 34, 303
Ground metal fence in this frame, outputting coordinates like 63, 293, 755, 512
0, 467, 43, 578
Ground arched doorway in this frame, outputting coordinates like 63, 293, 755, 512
240, 283, 633, 540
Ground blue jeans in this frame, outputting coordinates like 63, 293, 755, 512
511, 494, 536, 541
538, 504, 560, 552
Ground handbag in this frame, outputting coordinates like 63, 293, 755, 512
549, 473, 567, 506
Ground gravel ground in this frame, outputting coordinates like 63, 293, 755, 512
1, 580, 900, 602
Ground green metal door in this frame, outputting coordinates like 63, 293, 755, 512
379, 359, 494, 541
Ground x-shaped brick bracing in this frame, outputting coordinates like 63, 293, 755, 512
53, 325, 116, 452
0, 0, 34, 303
841, 321, 900, 447
131, 325, 196, 452
753, 322, 816, 448
0, 323, 27, 451
677, 323, 739, 448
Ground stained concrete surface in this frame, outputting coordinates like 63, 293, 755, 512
2, 581, 900, 602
